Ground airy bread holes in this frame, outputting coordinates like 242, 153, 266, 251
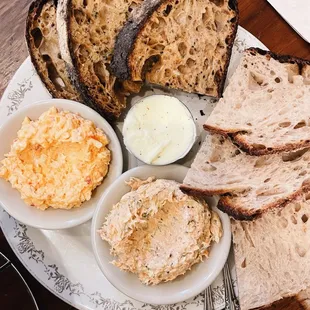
163, 4, 172, 16
279, 217, 288, 228
302, 214, 309, 223
73, 9, 86, 25
42, 55, 66, 91
164, 69, 172, 77
83, 0, 88, 7
142, 55, 160, 78
256, 188, 284, 197
249, 72, 265, 90
210, 0, 224, 6
302, 178, 310, 187
186, 58, 196, 68
178, 42, 187, 57
202, 11, 209, 24
278, 121, 291, 128
299, 170, 307, 177
293, 120, 306, 129
295, 204, 301, 212
77, 44, 89, 64
291, 215, 298, 225
274, 77, 281, 83
178, 65, 188, 74
282, 148, 309, 163
241, 258, 246, 268
254, 157, 271, 168
93, 62, 107, 88
264, 178, 271, 183
252, 144, 266, 151
31, 28, 43, 49
295, 245, 307, 257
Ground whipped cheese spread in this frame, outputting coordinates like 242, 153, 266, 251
99, 177, 222, 285
0, 107, 111, 210
123, 95, 196, 165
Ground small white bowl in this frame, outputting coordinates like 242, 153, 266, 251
0, 99, 123, 230
123, 95, 197, 166
92, 164, 231, 305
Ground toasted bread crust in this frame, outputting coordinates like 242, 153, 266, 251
111, 0, 239, 98
204, 47, 310, 153
26, 0, 81, 101
56, 0, 110, 118
180, 184, 237, 196
181, 183, 308, 220
218, 188, 305, 220
57, 0, 139, 120
216, 0, 239, 98
26, 0, 51, 93
110, 0, 166, 81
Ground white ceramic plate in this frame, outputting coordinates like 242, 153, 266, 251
0, 99, 123, 230
0, 27, 267, 310
92, 165, 231, 305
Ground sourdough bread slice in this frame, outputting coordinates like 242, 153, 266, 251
26, 0, 81, 101
232, 195, 310, 309
181, 133, 310, 220
204, 48, 310, 155
111, 0, 238, 98
57, 0, 142, 120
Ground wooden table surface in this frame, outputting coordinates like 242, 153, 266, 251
0, 0, 309, 309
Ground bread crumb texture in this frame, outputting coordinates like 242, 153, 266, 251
205, 49, 310, 154
27, 1, 80, 100
68, 0, 142, 118
129, 0, 237, 97
232, 194, 310, 309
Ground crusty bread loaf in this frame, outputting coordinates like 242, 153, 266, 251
181, 133, 310, 220
111, 0, 239, 98
26, 0, 81, 101
57, 0, 142, 119
232, 195, 310, 309
204, 48, 310, 155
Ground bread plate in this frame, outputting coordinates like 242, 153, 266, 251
91, 164, 231, 305
0, 99, 123, 230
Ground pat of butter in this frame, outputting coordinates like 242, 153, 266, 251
123, 95, 196, 165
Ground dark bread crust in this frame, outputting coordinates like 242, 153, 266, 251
57, 0, 109, 119
204, 47, 310, 153
181, 183, 307, 221
216, 0, 239, 98
252, 293, 309, 310
110, 0, 166, 81
111, 0, 239, 98
26, 0, 83, 102
26, 0, 57, 98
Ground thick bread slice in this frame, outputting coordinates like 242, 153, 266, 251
26, 0, 81, 101
57, 0, 142, 119
232, 196, 310, 309
181, 133, 310, 220
111, 0, 238, 98
204, 48, 310, 155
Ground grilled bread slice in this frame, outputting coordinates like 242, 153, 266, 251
181, 133, 310, 220
111, 0, 238, 98
57, 0, 142, 120
232, 195, 310, 309
204, 48, 310, 155
26, 0, 81, 101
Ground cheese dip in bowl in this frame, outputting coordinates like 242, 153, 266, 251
0, 99, 123, 229
123, 95, 196, 165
